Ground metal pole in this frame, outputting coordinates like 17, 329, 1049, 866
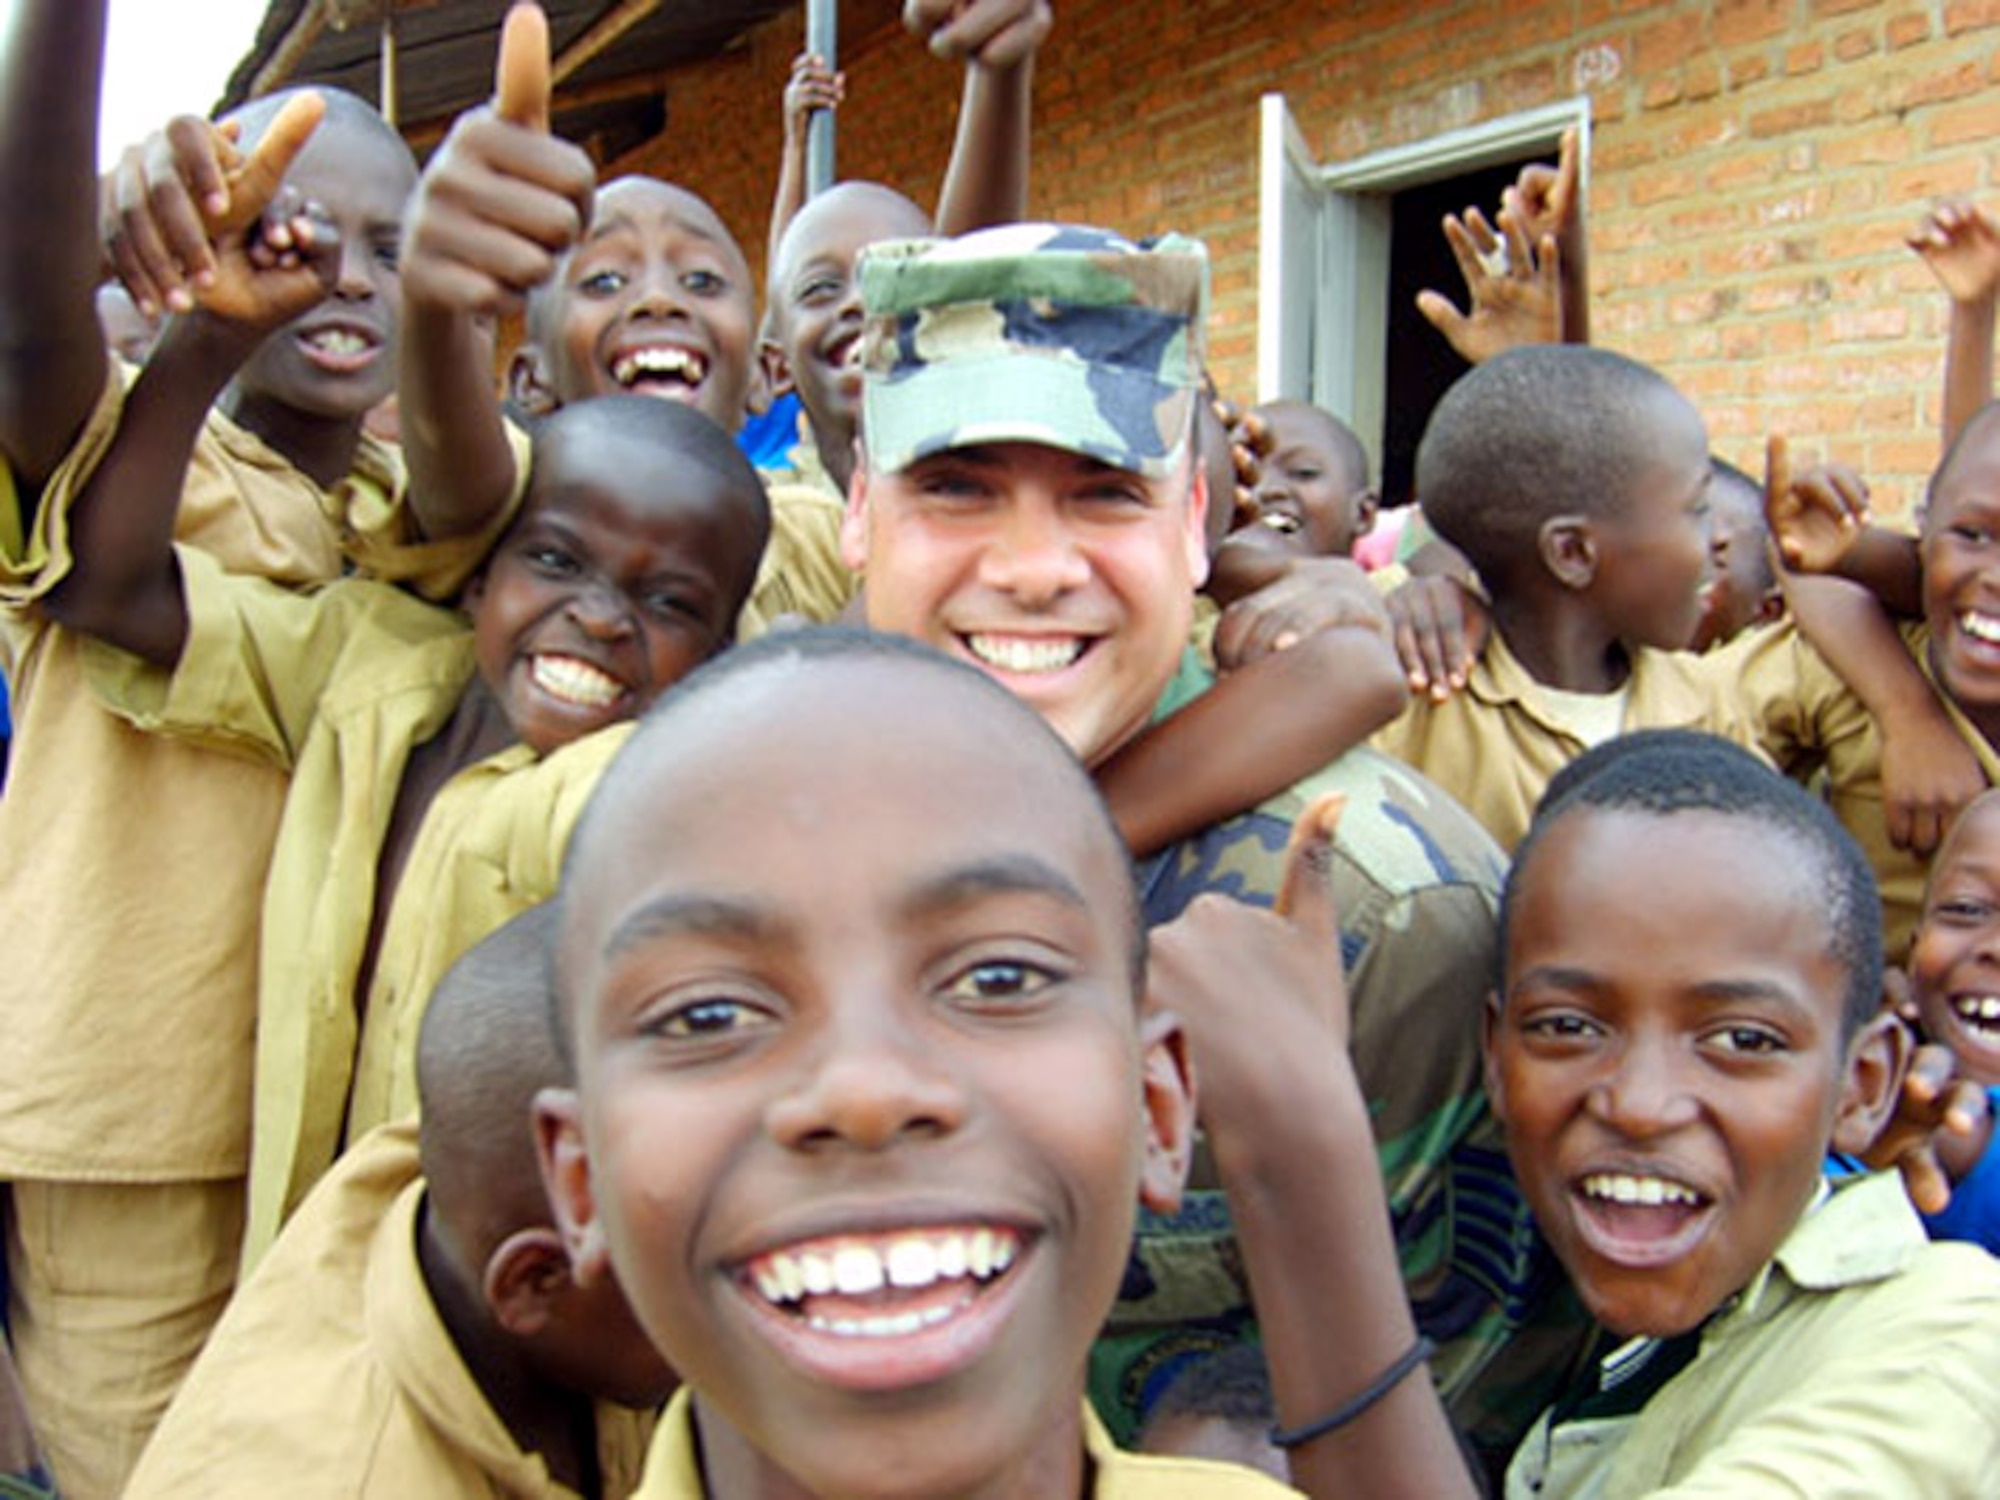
805, 0, 836, 197
378, 9, 398, 127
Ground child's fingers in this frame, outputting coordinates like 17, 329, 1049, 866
216, 91, 326, 236
1943, 1077, 1989, 1136
1273, 794, 1346, 945
163, 114, 233, 223
1761, 433, 1792, 532
494, 1, 553, 133
109, 154, 200, 314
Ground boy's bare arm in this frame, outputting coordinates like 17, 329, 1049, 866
1909, 199, 2000, 452
1099, 563, 1407, 857
0, 0, 112, 494
1785, 572, 1979, 857
910, 0, 1052, 233
1149, 800, 1479, 1500
399, 4, 593, 542
766, 52, 843, 270
46, 154, 338, 667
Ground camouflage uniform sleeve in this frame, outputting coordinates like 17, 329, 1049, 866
1092, 747, 1585, 1468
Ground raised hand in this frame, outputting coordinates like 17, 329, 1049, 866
102, 91, 325, 320
1415, 201, 1562, 366
401, 0, 595, 316
1148, 794, 1352, 1124
1763, 435, 1869, 574
905, 0, 1053, 68
783, 51, 844, 141
1861, 989, 1992, 1213
1909, 198, 2000, 309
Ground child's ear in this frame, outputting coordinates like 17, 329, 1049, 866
759, 337, 795, 402
1830, 1007, 1914, 1156
484, 1225, 575, 1339
1538, 515, 1598, 590
532, 1086, 611, 1288
1135, 1007, 1196, 1215
1350, 486, 1381, 542
1480, 991, 1509, 1125
507, 347, 559, 418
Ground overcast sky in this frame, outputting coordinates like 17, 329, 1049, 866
99, 0, 273, 168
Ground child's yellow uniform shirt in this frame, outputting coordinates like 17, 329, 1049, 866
0, 370, 409, 1180
124, 1121, 653, 1499
1728, 617, 2000, 962
1368, 629, 1762, 853
634, 1388, 1299, 1498
738, 479, 857, 635
86, 546, 626, 1266
1504, 1172, 2000, 1497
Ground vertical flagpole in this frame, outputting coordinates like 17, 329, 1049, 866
805, 0, 835, 197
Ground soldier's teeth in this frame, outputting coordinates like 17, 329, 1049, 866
965, 634, 1085, 674
1580, 1173, 1702, 1206
806, 1302, 961, 1338
531, 654, 622, 707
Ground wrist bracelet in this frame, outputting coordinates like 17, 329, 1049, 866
1266, 1334, 1436, 1450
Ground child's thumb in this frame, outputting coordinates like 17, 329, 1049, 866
1273, 793, 1346, 949
495, 2, 553, 133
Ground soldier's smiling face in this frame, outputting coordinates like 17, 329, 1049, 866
842, 441, 1209, 769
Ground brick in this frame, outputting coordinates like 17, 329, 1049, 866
1944, 0, 2000, 34
1928, 95, 2000, 145
1786, 40, 1827, 75
1903, 59, 1987, 107
1635, 10, 1707, 71
1834, 27, 1880, 60
1750, 96, 1838, 135
1887, 9, 1934, 46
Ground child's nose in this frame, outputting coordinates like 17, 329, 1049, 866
565, 583, 635, 638
1585, 1042, 1700, 1138
765, 1006, 967, 1153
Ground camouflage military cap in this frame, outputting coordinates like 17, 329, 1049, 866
858, 223, 1209, 480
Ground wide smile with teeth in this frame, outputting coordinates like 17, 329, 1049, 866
530, 653, 625, 709
964, 634, 1087, 675
1578, 1172, 1706, 1208
610, 345, 706, 391
744, 1225, 1022, 1339
1951, 994, 2000, 1036
303, 327, 374, 356
1961, 610, 2000, 646
1258, 510, 1301, 535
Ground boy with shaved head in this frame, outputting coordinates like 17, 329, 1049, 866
128, 905, 669, 1499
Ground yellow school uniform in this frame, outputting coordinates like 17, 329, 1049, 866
125, 1122, 652, 1499
1368, 628, 1760, 852
635, 1388, 1299, 1497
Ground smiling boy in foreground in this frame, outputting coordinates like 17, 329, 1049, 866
534, 629, 1304, 1496
1488, 732, 2000, 1495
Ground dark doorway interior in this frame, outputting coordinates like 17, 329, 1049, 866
1379, 155, 1540, 510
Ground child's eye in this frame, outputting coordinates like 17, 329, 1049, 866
642, 587, 701, 622
1705, 1024, 1788, 1056
1949, 522, 1992, 546
1288, 466, 1322, 484
683, 268, 727, 296
648, 995, 776, 1042
940, 958, 1058, 1008
525, 544, 579, 575
577, 268, 628, 297
1519, 1011, 1601, 1043
796, 274, 843, 305
1931, 896, 1995, 925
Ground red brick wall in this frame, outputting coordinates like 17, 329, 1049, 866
612, 1, 2000, 521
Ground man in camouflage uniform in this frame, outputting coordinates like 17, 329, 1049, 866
838, 224, 1580, 1474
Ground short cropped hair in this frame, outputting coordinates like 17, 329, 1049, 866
1501, 730, 1883, 1036
1142, 1343, 1275, 1429
551, 627, 1149, 1057
1416, 346, 1685, 584
1924, 398, 2000, 531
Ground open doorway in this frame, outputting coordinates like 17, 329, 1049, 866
1257, 96, 1590, 510
1380, 157, 1534, 508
